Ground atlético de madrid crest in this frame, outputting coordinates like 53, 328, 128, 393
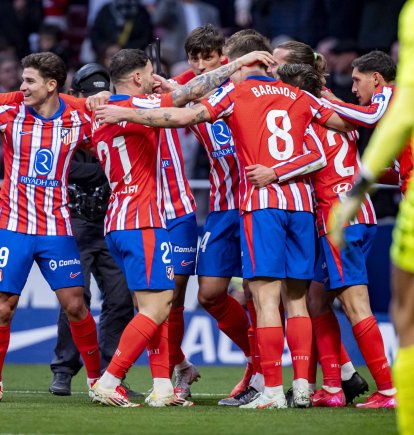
61, 128, 73, 145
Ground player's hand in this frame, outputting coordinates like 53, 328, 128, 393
153, 74, 178, 94
86, 91, 112, 111
327, 196, 362, 247
246, 164, 277, 188
237, 51, 275, 69
321, 89, 344, 102
95, 104, 131, 124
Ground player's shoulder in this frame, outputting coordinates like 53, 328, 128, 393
371, 84, 394, 104
130, 93, 163, 109
206, 81, 236, 107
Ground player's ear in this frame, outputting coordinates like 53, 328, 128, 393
133, 71, 142, 87
46, 78, 58, 93
372, 72, 381, 87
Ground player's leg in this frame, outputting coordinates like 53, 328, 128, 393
389, 175, 414, 432
331, 225, 395, 408
49, 218, 93, 396
92, 234, 137, 396
36, 234, 101, 389
283, 211, 316, 408
165, 213, 200, 398
0, 230, 38, 401
239, 209, 287, 409
197, 210, 251, 396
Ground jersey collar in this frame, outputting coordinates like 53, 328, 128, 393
246, 75, 278, 82
109, 94, 130, 101
28, 97, 66, 121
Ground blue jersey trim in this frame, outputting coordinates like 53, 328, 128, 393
246, 75, 278, 82
28, 97, 66, 121
109, 94, 130, 102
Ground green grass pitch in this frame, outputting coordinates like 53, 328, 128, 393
0, 365, 397, 435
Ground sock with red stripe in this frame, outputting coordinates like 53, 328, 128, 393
286, 316, 312, 381
107, 313, 158, 379
147, 321, 170, 379
0, 325, 10, 381
311, 312, 341, 388
69, 311, 100, 379
168, 307, 186, 376
256, 326, 284, 386
205, 294, 251, 357
353, 316, 394, 391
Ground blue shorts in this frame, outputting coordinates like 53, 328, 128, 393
105, 228, 175, 290
240, 209, 315, 279
196, 210, 242, 278
166, 212, 197, 275
314, 224, 377, 290
0, 229, 84, 295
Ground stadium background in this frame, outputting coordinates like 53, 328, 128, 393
0, 0, 403, 367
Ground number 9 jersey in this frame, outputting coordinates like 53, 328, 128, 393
201, 75, 335, 213
92, 94, 168, 234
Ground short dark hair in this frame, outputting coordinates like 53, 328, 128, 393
352, 50, 396, 82
224, 29, 269, 56
277, 63, 323, 98
225, 34, 272, 61
21, 52, 66, 90
109, 49, 150, 84
185, 24, 225, 58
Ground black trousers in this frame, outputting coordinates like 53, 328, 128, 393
50, 218, 134, 376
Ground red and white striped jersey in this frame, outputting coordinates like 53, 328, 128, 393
92, 94, 166, 234
201, 75, 335, 213
310, 123, 376, 236
160, 127, 196, 220
323, 85, 394, 127
0, 98, 91, 235
189, 120, 240, 211
169, 69, 239, 212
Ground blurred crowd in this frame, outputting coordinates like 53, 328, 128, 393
0, 0, 405, 217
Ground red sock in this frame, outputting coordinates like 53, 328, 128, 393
286, 317, 312, 380
340, 343, 351, 365
254, 328, 262, 374
353, 316, 393, 390
147, 321, 170, 379
205, 294, 250, 357
311, 312, 341, 387
246, 300, 257, 328
256, 326, 284, 386
69, 311, 100, 379
308, 331, 318, 385
168, 307, 186, 376
107, 313, 158, 379
0, 325, 10, 381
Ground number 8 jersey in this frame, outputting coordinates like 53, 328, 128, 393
92, 94, 167, 234
201, 76, 335, 213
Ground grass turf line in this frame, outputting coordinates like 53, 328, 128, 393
0, 365, 397, 435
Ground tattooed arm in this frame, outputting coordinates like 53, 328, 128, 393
170, 50, 274, 107
95, 103, 211, 127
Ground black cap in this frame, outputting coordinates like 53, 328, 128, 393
71, 63, 110, 96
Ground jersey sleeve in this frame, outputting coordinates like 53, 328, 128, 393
172, 69, 196, 85
59, 94, 91, 116
0, 91, 23, 105
200, 82, 236, 123
131, 93, 163, 109
273, 123, 327, 182
303, 91, 336, 125
322, 86, 393, 127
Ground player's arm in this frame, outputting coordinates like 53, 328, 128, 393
246, 125, 327, 187
95, 103, 212, 127
322, 94, 391, 128
169, 50, 274, 107
0, 91, 23, 105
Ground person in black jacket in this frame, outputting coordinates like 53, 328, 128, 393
49, 63, 137, 396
